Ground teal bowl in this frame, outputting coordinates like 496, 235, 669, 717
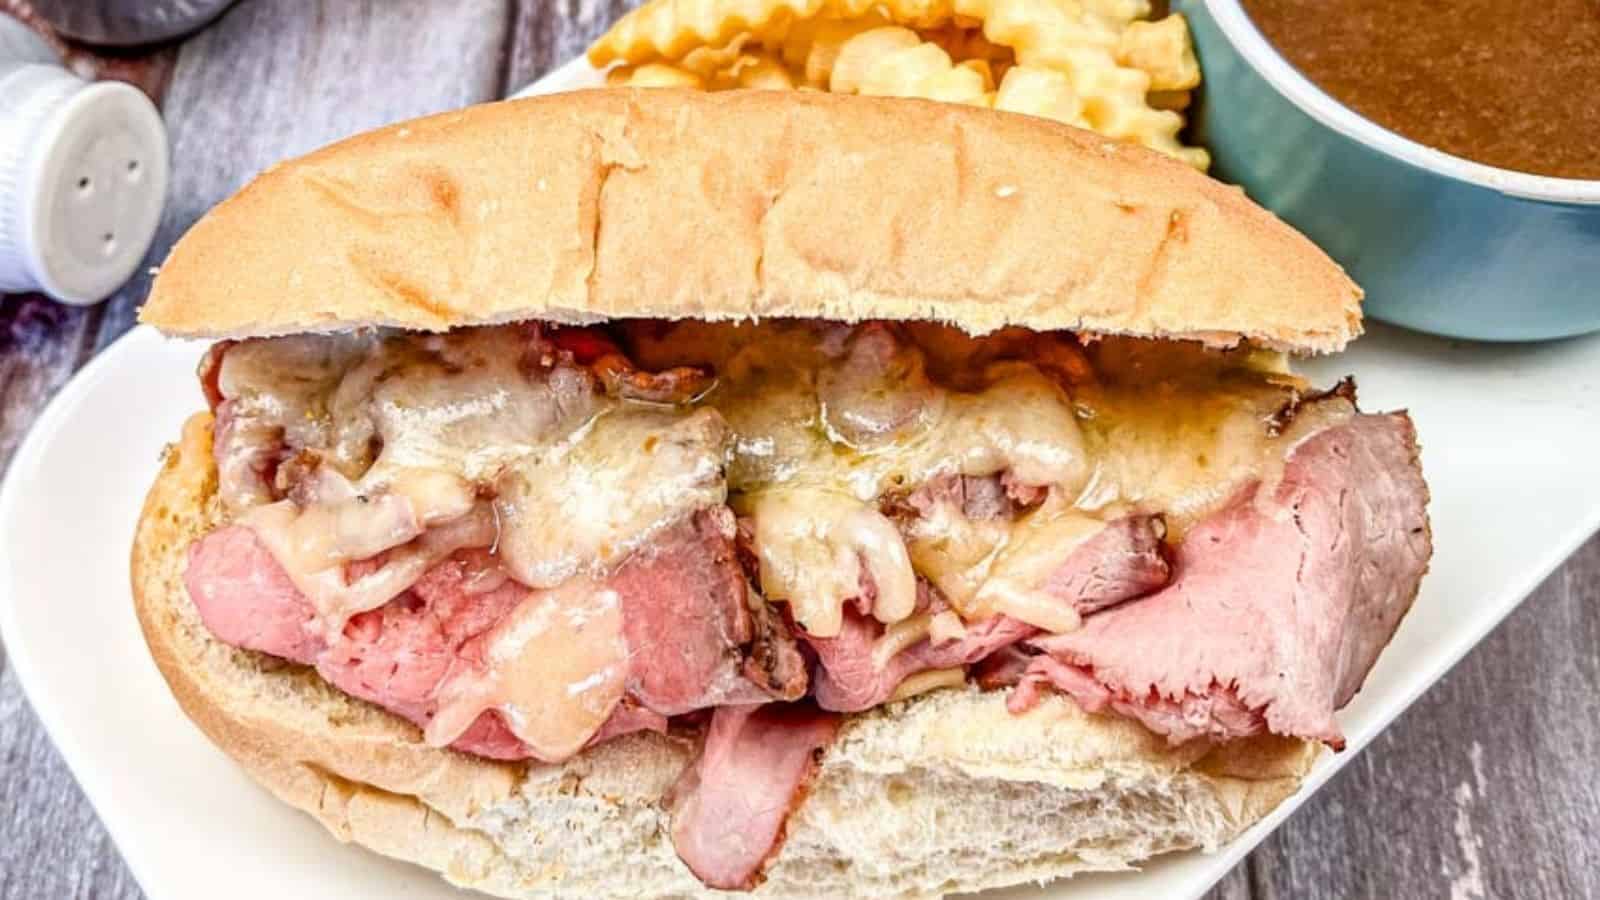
1173, 0, 1600, 341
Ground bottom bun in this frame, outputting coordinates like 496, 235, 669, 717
132, 413, 1318, 899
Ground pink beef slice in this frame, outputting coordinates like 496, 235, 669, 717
1022, 411, 1431, 749
183, 509, 791, 762
899, 473, 1025, 522
807, 608, 1037, 712
668, 703, 840, 890
1043, 514, 1173, 615
804, 514, 1170, 713
185, 523, 323, 664
615, 508, 805, 715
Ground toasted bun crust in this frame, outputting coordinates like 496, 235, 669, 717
133, 413, 1317, 898
138, 89, 1361, 352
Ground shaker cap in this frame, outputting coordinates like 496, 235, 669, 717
0, 62, 168, 304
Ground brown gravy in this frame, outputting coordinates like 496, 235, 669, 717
1241, 0, 1600, 180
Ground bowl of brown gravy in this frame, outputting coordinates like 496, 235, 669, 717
1173, 0, 1600, 340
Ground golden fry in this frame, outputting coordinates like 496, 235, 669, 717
994, 64, 1084, 128
832, 27, 989, 105
1117, 14, 1201, 91
586, 0, 1210, 168
607, 62, 707, 88
590, 0, 822, 66
721, 52, 801, 89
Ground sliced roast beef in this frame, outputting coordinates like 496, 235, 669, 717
667, 703, 840, 890
614, 508, 804, 715
1019, 410, 1430, 748
325, 549, 528, 727
1008, 654, 1261, 742
973, 644, 1037, 690
588, 697, 670, 746
803, 512, 1170, 712
186, 522, 322, 663
892, 472, 1019, 522
743, 588, 810, 699
807, 606, 1037, 712
816, 322, 939, 450
184, 510, 800, 761
1041, 514, 1173, 616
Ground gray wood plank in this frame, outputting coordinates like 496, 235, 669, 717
501, 0, 636, 93
0, 298, 95, 478
1208, 860, 1253, 900
0, 3, 514, 897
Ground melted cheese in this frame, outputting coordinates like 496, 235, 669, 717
627, 323, 1317, 645
1073, 379, 1351, 537
217, 329, 724, 644
693, 326, 1094, 638
216, 322, 1333, 732
245, 502, 496, 639
425, 578, 627, 757
888, 667, 966, 702
364, 333, 598, 482
902, 494, 1010, 615
214, 334, 377, 507
927, 610, 967, 645
872, 613, 933, 667
970, 503, 1107, 633
738, 488, 916, 637
494, 407, 729, 588
713, 343, 1091, 503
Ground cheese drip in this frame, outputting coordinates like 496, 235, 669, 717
494, 407, 730, 588
697, 325, 1094, 637
213, 321, 1328, 712
245, 501, 496, 640
970, 503, 1108, 633
902, 492, 1010, 615
425, 578, 627, 757
738, 488, 915, 638
904, 491, 1126, 632
629, 322, 1317, 648
1074, 380, 1353, 538
710, 334, 1092, 502
215, 327, 725, 639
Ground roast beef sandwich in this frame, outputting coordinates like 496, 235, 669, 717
132, 88, 1431, 898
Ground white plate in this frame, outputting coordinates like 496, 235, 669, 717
2, 62, 1599, 900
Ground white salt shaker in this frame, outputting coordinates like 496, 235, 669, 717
0, 14, 168, 304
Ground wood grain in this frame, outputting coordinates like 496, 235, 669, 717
0, 298, 96, 476
501, 0, 635, 91
1, 2, 1599, 899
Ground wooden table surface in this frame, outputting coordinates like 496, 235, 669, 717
0, 2, 1595, 898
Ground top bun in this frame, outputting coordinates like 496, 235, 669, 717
139, 88, 1362, 352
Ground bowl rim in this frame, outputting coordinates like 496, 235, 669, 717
1201, 0, 1600, 204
